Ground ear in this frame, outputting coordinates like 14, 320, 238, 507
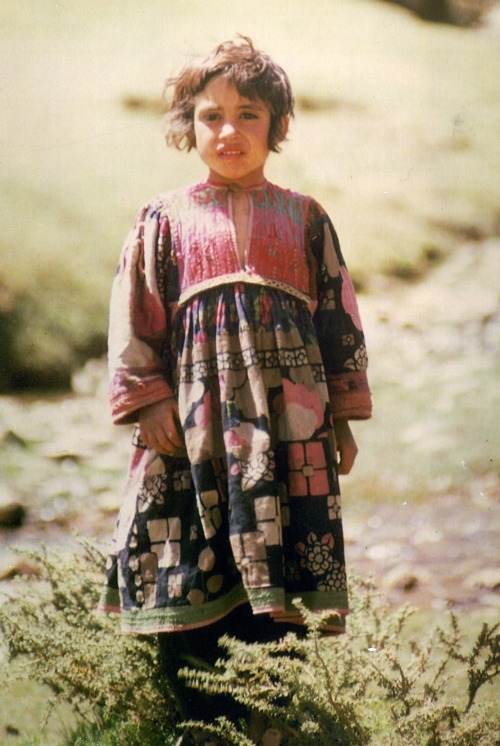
271, 116, 289, 152
279, 116, 289, 142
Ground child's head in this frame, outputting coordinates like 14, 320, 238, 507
165, 36, 294, 153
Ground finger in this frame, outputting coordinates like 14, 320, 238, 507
140, 424, 177, 455
165, 427, 184, 449
157, 423, 187, 456
159, 417, 185, 449
338, 447, 357, 475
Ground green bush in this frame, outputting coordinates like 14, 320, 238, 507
180, 586, 499, 745
0, 545, 498, 745
0, 542, 177, 739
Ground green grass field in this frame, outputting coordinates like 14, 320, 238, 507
1, 0, 499, 387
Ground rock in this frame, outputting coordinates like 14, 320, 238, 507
2, 429, 28, 448
464, 568, 500, 591
0, 502, 26, 528
71, 357, 107, 396
0, 558, 40, 581
366, 542, 404, 561
382, 564, 432, 592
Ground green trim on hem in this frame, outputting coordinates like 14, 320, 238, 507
119, 583, 249, 634
98, 583, 348, 633
247, 587, 349, 616
284, 590, 349, 614
98, 586, 121, 612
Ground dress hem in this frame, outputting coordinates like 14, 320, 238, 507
97, 585, 348, 635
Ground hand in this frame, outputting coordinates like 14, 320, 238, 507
139, 398, 186, 456
333, 418, 358, 475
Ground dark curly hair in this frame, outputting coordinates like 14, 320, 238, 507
165, 37, 294, 153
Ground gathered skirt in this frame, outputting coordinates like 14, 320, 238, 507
99, 283, 348, 634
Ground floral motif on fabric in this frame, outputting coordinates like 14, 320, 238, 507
296, 531, 337, 578
138, 475, 167, 512
237, 450, 275, 491
344, 344, 369, 372
317, 560, 347, 592
328, 493, 342, 521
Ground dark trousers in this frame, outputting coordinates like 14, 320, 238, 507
158, 603, 304, 724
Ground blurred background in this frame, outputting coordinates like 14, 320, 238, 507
0, 0, 499, 614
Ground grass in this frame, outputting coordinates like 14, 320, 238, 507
0, 680, 77, 746
345, 354, 499, 506
1, 0, 499, 386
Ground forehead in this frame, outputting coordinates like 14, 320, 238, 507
194, 76, 268, 111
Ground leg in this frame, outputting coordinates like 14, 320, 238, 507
158, 612, 249, 725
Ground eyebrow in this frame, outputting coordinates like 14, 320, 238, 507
196, 101, 266, 114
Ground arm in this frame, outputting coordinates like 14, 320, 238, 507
333, 417, 358, 475
108, 200, 176, 425
307, 200, 371, 475
308, 200, 372, 424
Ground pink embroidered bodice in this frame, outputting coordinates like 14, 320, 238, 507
155, 181, 316, 306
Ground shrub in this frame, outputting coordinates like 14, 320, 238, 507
0, 542, 177, 739
178, 581, 499, 744
0, 546, 498, 745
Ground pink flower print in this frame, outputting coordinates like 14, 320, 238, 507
258, 293, 273, 325
240, 450, 274, 491
340, 267, 362, 331
223, 422, 253, 450
279, 378, 324, 441
194, 329, 208, 344
194, 391, 212, 429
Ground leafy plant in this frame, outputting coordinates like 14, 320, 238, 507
180, 579, 500, 744
0, 548, 498, 745
0, 541, 176, 737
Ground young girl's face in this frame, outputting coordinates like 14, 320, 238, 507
193, 76, 273, 187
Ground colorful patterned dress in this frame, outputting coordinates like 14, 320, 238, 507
99, 180, 371, 634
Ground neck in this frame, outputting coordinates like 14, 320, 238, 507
207, 177, 267, 191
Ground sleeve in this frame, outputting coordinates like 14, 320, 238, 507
307, 200, 372, 420
107, 199, 177, 425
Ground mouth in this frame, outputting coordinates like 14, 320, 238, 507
218, 149, 244, 158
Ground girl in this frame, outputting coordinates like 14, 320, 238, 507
100, 37, 372, 745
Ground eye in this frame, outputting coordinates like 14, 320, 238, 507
203, 112, 220, 122
241, 111, 258, 120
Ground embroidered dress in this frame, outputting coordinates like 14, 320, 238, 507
99, 181, 371, 634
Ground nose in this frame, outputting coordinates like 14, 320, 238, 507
219, 119, 238, 138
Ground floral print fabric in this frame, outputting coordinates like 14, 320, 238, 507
100, 184, 371, 634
